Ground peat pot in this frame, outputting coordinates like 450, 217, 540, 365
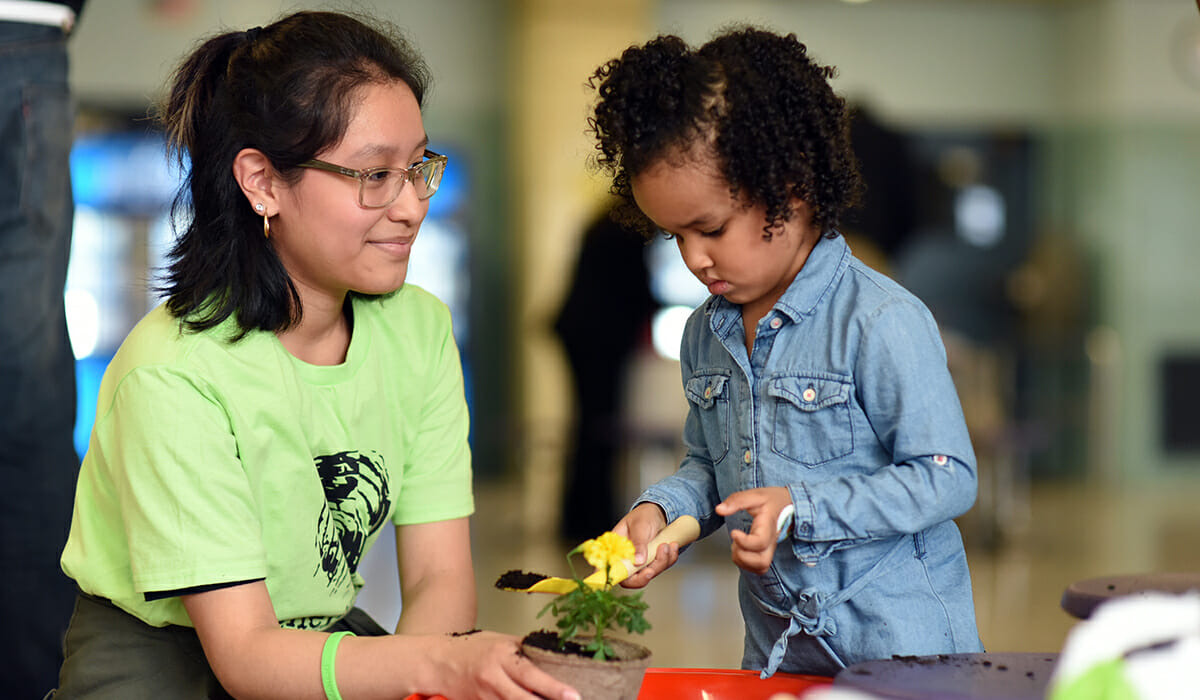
520, 631, 652, 700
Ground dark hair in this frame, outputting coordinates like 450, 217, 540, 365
588, 27, 862, 240
156, 11, 431, 337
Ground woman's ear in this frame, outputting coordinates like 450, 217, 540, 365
232, 148, 280, 216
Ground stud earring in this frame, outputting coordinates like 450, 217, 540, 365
255, 203, 264, 213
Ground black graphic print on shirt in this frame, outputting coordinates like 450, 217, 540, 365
313, 450, 391, 589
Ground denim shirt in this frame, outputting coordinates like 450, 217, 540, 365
638, 235, 983, 677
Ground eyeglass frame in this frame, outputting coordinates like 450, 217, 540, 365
296, 149, 448, 208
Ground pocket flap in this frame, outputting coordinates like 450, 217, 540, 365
685, 373, 729, 409
768, 376, 851, 411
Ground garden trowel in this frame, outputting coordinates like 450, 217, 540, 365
495, 515, 701, 594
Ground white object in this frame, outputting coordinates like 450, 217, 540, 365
776, 504, 795, 543
1049, 591, 1200, 699
0, 1, 75, 30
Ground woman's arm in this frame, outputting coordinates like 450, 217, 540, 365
186, 583, 327, 699
394, 517, 475, 635
184, 580, 578, 700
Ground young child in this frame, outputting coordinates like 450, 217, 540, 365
590, 28, 984, 678
53, 11, 577, 700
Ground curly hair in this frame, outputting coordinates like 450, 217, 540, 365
588, 27, 862, 240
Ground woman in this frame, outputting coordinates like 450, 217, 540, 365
55, 11, 578, 700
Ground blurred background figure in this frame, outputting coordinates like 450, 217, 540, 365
840, 102, 919, 274
554, 205, 657, 544
0, 0, 86, 696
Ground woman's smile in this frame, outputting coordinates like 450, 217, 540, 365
369, 236, 416, 258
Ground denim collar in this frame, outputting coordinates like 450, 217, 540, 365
704, 233, 851, 330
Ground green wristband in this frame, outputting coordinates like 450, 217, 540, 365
321, 631, 355, 700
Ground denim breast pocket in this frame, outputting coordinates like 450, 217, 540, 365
769, 375, 854, 467
685, 371, 731, 463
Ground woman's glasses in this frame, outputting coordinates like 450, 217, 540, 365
298, 149, 448, 208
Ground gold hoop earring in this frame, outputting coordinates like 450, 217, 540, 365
254, 203, 270, 239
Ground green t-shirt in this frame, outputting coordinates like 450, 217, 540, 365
61, 286, 473, 630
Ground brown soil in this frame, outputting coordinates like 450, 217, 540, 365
522, 630, 594, 658
494, 570, 549, 590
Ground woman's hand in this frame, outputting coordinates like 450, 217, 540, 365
715, 487, 794, 574
420, 630, 580, 700
612, 503, 679, 589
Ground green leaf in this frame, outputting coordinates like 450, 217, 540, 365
536, 567, 651, 651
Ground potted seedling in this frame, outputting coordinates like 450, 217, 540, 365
496, 517, 699, 700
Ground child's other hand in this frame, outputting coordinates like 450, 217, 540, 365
715, 487, 793, 575
613, 503, 675, 589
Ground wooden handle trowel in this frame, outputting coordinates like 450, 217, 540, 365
495, 515, 701, 594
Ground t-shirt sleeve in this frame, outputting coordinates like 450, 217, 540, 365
390, 300, 474, 525
101, 367, 268, 594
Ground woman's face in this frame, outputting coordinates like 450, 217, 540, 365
271, 80, 429, 309
631, 152, 819, 322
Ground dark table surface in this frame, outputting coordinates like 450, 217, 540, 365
834, 652, 1059, 700
1060, 572, 1200, 619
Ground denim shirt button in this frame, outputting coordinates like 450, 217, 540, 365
800, 522, 812, 534
742, 449, 752, 464
802, 387, 816, 403
769, 317, 782, 330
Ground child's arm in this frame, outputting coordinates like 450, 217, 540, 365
793, 298, 977, 544
715, 487, 793, 574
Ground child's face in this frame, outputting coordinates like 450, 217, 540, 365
631, 154, 819, 319
271, 80, 431, 308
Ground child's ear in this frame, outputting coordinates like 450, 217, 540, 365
231, 148, 281, 217
788, 197, 818, 236
789, 197, 813, 223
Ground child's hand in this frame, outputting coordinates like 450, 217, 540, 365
612, 503, 677, 589
715, 487, 793, 575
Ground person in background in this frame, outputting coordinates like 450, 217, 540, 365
588, 27, 983, 678
840, 102, 919, 275
0, 1, 85, 696
554, 204, 657, 544
53, 11, 577, 700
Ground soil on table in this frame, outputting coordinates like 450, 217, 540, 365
495, 569, 549, 590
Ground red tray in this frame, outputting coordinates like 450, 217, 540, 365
403, 667, 833, 700
638, 667, 833, 698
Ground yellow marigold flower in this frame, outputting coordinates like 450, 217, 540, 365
581, 531, 635, 573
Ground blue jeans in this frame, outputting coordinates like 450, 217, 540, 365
0, 20, 79, 699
